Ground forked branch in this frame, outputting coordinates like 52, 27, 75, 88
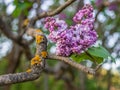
0, 28, 47, 86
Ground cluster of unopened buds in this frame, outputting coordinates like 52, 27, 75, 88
44, 4, 98, 56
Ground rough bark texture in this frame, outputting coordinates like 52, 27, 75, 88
0, 28, 47, 86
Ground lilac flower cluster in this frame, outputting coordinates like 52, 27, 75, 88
44, 4, 98, 56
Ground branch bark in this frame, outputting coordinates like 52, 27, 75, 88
30, 0, 76, 24
0, 28, 47, 86
0, 18, 18, 42
47, 54, 96, 75
6, 44, 23, 73
0, 18, 28, 47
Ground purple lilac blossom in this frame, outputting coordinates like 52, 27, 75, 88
73, 4, 93, 23
44, 4, 98, 56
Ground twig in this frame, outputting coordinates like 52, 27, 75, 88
0, 18, 28, 47
95, 6, 104, 22
47, 54, 96, 75
0, 18, 18, 43
30, 0, 76, 24
95, 63, 103, 72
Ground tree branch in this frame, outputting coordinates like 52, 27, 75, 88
0, 68, 42, 86
6, 44, 23, 73
0, 18, 28, 47
0, 18, 34, 60
0, 28, 47, 86
47, 54, 96, 75
0, 18, 18, 42
30, 0, 76, 24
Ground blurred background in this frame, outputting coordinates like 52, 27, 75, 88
0, 0, 120, 90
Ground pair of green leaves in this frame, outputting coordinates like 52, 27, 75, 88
71, 45, 115, 64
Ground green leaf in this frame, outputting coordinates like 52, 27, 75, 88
70, 45, 115, 64
70, 52, 103, 64
87, 46, 110, 58
12, 1, 32, 17
87, 46, 115, 63
12, 7, 22, 17
71, 53, 92, 62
